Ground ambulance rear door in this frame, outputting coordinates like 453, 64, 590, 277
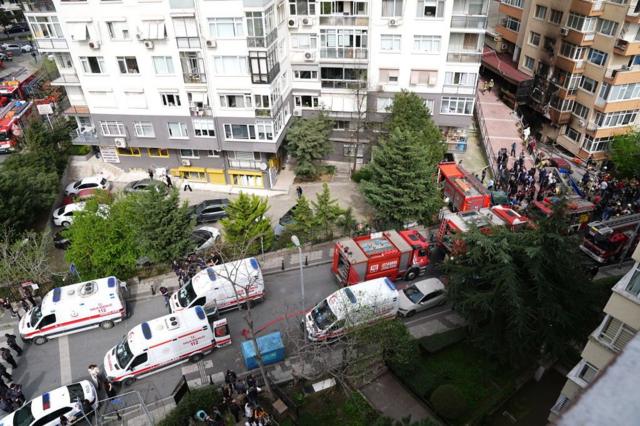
212, 318, 231, 348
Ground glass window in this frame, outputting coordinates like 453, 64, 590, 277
106, 21, 129, 40
224, 124, 257, 140
420, 0, 445, 18
168, 122, 188, 138
413, 35, 441, 52
27, 15, 64, 39
529, 32, 541, 46
597, 18, 618, 37
207, 150, 221, 158
148, 148, 169, 158
294, 95, 319, 108
290, 34, 317, 49
440, 97, 474, 115
567, 12, 596, 33
444, 72, 477, 87
534, 4, 547, 20
410, 69, 437, 86
117, 147, 141, 156
577, 362, 598, 384
180, 149, 199, 158
293, 69, 318, 80
565, 126, 581, 142
289, 0, 317, 16
214, 56, 248, 75
193, 119, 216, 137
524, 56, 535, 70
626, 266, 640, 297
505, 16, 520, 32
80, 56, 105, 74
380, 34, 401, 51
379, 68, 399, 84
161, 93, 181, 107
588, 48, 608, 66
208, 17, 244, 38
117, 56, 139, 74
100, 121, 126, 136
572, 102, 589, 119
152, 56, 174, 75
599, 316, 636, 351
133, 121, 154, 137
580, 76, 598, 93
382, 0, 403, 17
549, 9, 563, 25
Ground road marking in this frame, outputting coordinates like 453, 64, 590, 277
58, 336, 72, 385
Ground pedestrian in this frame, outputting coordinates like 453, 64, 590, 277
246, 373, 256, 389
225, 369, 237, 386
480, 168, 486, 183
0, 363, 11, 382
488, 78, 494, 93
30, 51, 37, 63
4, 334, 21, 356
158, 286, 170, 309
148, 168, 154, 180
0, 397, 11, 414
59, 415, 69, 426
296, 186, 303, 199
244, 401, 254, 419
7, 383, 23, 407
102, 378, 117, 398
229, 399, 242, 422
246, 385, 259, 405
1, 348, 16, 370
19, 285, 36, 307
88, 364, 100, 388
487, 179, 494, 191
511, 142, 516, 157
165, 174, 173, 188
19, 298, 29, 315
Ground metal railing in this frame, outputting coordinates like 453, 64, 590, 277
319, 16, 368, 26
447, 51, 482, 63
229, 159, 266, 170
52, 73, 80, 85
442, 84, 476, 94
189, 106, 213, 117
320, 47, 368, 60
183, 72, 206, 84
450, 15, 488, 29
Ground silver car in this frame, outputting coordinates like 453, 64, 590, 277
397, 278, 447, 317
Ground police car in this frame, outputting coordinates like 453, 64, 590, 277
0, 380, 97, 426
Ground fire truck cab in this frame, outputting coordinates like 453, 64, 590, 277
0, 99, 32, 153
438, 162, 491, 212
527, 196, 595, 232
579, 213, 640, 264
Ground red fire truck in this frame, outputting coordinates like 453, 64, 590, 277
332, 230, 430, 286
0, 71, 38, 105
0, 100, 32, 152
438, 162, 491, 212
526, 196, 595, 232
579, 213, 640, 264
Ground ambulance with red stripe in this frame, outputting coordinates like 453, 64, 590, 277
19, 276, 127, 345
103, 306, 231, 386
170, 257, 264, 317
303, 277, 399, 342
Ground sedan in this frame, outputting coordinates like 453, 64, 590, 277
274, 205, 297, 236
52, 202, 86, 227
2, 380, 97, 426
189, 199, 229, 223
397, 278, 447, 317
190, 227, 221, 253
1, 43, 21, 53
6, 24, 29, 34
64, 176, 109, 196
124, 179, 167, 193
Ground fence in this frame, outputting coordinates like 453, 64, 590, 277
68, 391, 156, 425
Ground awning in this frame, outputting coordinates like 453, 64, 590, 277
177, 166, 206, 173
482, 47, 533, 85
227, 170, 262, 176
205, 168, 224, 173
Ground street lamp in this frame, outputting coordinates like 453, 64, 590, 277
291, 235, 305, 314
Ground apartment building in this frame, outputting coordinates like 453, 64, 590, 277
548, 244, 640, 422
487, 0, 640, 162
24, 0, 487, 189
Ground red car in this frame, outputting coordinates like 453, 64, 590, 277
61, 188, 100, 205
548, 157, 572, 172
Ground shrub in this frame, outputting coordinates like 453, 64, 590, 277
430, 384, 468, 421
351, 166, 372, 183
158, 386, 221, 426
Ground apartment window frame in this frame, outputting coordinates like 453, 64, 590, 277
293, 69, 318, 80
379, 68, 399, 84
594, 110, 639, 128
382, 0, 403, 17
333, 120, 350, 130
214, 56, 248, 76
549, 9, 563, 25
598, 315, 636, 352
410, 69, 437, 86
160, 92, 181, 107
180, 149, 200, 159
207, 150, 221, 158
559, 42, 586, 60
572, 102, 589, 120
148, 148, 169, 158
290, 33, 318, 50
224, 123, 257, 141
219, 93, 253, 109
626, 265, 640, 298
167, 122, 188, 139
116, 56, 140, 74
133, 121, 155, 138
294, 95, 319, 108
529, 31, 541, 47
27, 15, 64, 39
208, 17, 244, 39
413, 35, 441, 53
444, 72, 477, 87
565, 126, 581, 142
599, 82, 640, 102
343, 143, 364, 158
576, 361, 598, 384
106, 20, 129, 41
289, 0, 317, 15
567, 12, 596, 33
117, 147, 141, 157
173, 17, 200, 49
79, 56, 105, 74
588, 48, 608, 66
596, 18, 618, 37
582, 135, 612, 153
505, 16, 520, 32
419, 0, 445, 18
100, 121, 126, 137
380, 34, 401, 52
192, 119, 216, 137
534, 4, 547, 20
440, 96, 474, 115
580, 76, 598, 94
152, 56, 175, 75
501, 0, 523, 8
523, 56, 535, 70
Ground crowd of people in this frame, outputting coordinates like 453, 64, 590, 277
0, 335, 25, 414
580, 167, 640, 221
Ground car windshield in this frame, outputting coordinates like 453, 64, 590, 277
67, 383, 85, 403
403, 286, 424, 304
0, 130, 9, 141
30, 306, 42, 326
115, 338, 134, 368
311, 300, 337, 331
13, 402, 34, 426
73, 181, 82, 189
191, 231, 209, 244
177, 282, 197, 308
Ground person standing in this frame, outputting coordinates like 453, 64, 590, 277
0, 363, 11, 382
1, 348, 17, 370
158, 287, 170, 309
165, 174, 173, 188
296, 186, 303, 199
88, 364, 100, 389
148, 168, 154, 180
4, 334, 21, 356
480, 168, 486, 184
510, 142, 516, 157
183, 177, 192, 192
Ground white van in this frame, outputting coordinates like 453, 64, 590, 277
170, 257, 264, 317
19, 276, 127, 345
103, 306, 231, 386
303, 277, 399, 342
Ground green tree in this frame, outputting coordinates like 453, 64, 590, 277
220, 192, 273, 256
0, 11, 12, 29
337, 207, 358, 237
387, 91, 440, 140
610, 131, 640, 178
286, 195, 317, 243
0, 229, 52, 287
286, 112, 333, 179
311, 183, 343, 240
445, 209, 598, 368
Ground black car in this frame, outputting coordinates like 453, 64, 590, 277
274, 205, 297, 236
53, 231, 71, 250
6, 24, 29, 34
124, 178, 167, 193
189, 199, 229, 223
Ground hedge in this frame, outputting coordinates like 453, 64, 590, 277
158, 386, 221, 426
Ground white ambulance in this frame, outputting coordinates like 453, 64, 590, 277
19, 276, 127, 345
170, 257, 265, 317
103, 306, 231, 386
303, 277, 399, 341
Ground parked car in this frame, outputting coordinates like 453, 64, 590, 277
397, 278, 447, 317
2, 380, 98, 425
189, 199, 229, 223
0, 52, 11, 62
20, 44, 34, 53
1, 43, 22, 53
52, 202, 86, 227
53, 231, 71, 250
124, 179, 167, 193
6, 23, 29, 34
274, 205, 297, 236
61, 188, 101, 205
190, 227, 221, 253
64, 176, 110, 196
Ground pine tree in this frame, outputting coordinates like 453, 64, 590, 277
311, 183, 343, 240
387, 91, 441, 140
287, 195, 317, 243
220, 192, 273, 256
286, 112, 333, 179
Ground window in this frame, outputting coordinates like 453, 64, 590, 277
343, 143, 364, 158
140, 20, 167, 40
293, 69, 318, 80
106, 21, 129, 40
245, 12, 265, 42
529, 32, 541, 47
599, 82, 640, 102
582, 135, 612, 153
100, 121, 126, 137
505, 16, 520, 32
379, 68, 399, 84
37, 314, 56, 328
290, 34, 318, 49
255, 121, 274, 140
153, 56, 174, 75
173, 17, 200, 48
572, 102, 589, 119
320, 1, 368, 16
148, 148, 169, 158
320, 66, 367, 89
420, 0, 445, 18
180, 149, 199, 159
440, 97, 474, 115
214, 56, 248, 75
193, 119, 216, 137
597, 18, 618, 37
117, 147, 141, 156
289, 0, 317, 15
410, 69, 437, 86
159, 93, 182, 108
319, 28, 368, 59
224, 124, 256, 140
129, 353, 148, 370
79, 56, 105, 74
549, 9, 563, 25
524, 56, 535, 70
249, 50, 278, 84
294, 95, 319, 108
577, 362, 598, 384
167, 122, 188, 138
501, 0, 522, 7
254, 95, 270, 109
208, 17, 244, 38
543, 37, 556, 52
219, 94, 252, 108
380, 34, 401, 51
567, 12, 596, 33
588, 48, 608, 66
594, 110, 638, 128
445, 72, 476, 87
382, 0, 403, 16
377, 97, 393, 112
598, 316, 636, 352
626, 266, 640, 297
565, 126, 581, 142
413, 35, 441, 53
534, 4, 547, 20
551, 95, 574, 112
32, 407, 73, 426
559, 42, 586, 60
117, 57, 139, 74
207, 150, 221, 158
133, 121, 154, 137
27, 15, 64, 39
333, 120, 350, 130
580, 76, 598, 93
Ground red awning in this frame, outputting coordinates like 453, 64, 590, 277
482, 47, 533, 85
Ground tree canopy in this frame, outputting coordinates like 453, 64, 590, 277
286, 112, 333, 179
610, 131, 640, 178
220, 192, 273, 256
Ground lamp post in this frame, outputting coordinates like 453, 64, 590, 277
291, 235, 305, 314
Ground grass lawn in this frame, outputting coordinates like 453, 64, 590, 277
280, 389, 380, 426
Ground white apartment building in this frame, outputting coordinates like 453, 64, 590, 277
24, 0, 487, 189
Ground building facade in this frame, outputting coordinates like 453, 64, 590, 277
548, 244, 640, 422
25, 0, 487, 189
487, 0, 640, 162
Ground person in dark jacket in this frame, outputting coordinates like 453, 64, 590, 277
1, 348, 17, 369
5, 334, 21, 356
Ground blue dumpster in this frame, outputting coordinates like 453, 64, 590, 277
241, 331, 285, 370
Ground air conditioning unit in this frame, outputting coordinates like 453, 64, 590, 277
560, 27, 569, 36
493, 35, 501, 42
181, 159, 191, 166
143, 40, 154, 49
206, 39, 217, 48
302, 17, 313, 26
288, 18, 298, 29
114, 137, 127, 148
293, 109, 302, 116
304, 51, 315, 61
88, 40, 101, 49
578, 119, 586, 127
388, 18, 402, 27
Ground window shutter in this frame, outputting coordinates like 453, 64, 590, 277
615, 326, 635, 351
600, 316, 621, 344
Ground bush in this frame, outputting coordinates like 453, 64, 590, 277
158, 386, 221, 426
69, 144, 91, 156
419, 328, 467, 354
430, 384, 468, 421
351, 166, 372, 183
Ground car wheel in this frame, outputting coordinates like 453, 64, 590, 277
405, 268, 419, 281
189, 353, 203, 363
100, 320, 114, 329
61, 221, 70, 227
123, 377, 136, 387
33, 336, 48, 345
405, 310, 416, 318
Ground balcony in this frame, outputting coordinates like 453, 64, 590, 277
604, 66, 640, 85
318, 16, 368, 26
51, 73, 80, 86
22, 0, 56, 13
570, 0, 604, 16
34, 38, 68, 51
442, 85, 476, 95
447, 51, 482, 63
594, 97, 640, 113
495, 24, 519, 45
565, 29, 596, 46
228, 159, 266, 170
72, 128, 98, 145
450, 16, 488, 30
614, 39, 640, 56
255, 108, 272, 118
549, 108, 573, 125
320, 48, 368, 61
554, 56, 586, 74
626, 3, 640, 23
556, 86, 578, 100
247, 29, 278, 48
180, 54, 206, 84
189, 106, 212, 117
183, 72, 206, 84
64, 105, 89, 115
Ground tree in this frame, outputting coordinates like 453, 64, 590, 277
387, 91, 440, 139
286, 195, 316, 243
445, 207, 598, 368
311, 183, 343, 240
0, 229, 52, 288
286, 112, 333, 179
0, 11, 12, 29
610, 131, 640, 178
360, 128, 443, 228
220, 193, 273, 256
337, 207, 358, 237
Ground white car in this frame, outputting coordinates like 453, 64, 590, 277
190, 226, 221, 253
52, 202, 86, 227
1, 380, 98, 426
64, 176, 110, 196
398, 278, 447, 317
20, 44, 33, 53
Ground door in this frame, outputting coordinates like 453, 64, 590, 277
127, 352, 148, 373
37, 313, 56, 330
419, 290, 445, 312
212, 318, 231, 347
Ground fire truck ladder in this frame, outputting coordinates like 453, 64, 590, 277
592, 213, 640, 232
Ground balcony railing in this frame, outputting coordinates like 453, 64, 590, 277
320, 47, 368, 60
451, 15, 488, 30
34, 38, 68, 50
319, 16, 368, 26
443, 84, 476, 95
51, 73, 80, 85
189, 106, 212, 117
255, 108, 272, 117
228, 159, 266, 170
447, 51, 482, 63
320, 80, 366, 89
22, 0, 56, 12
183, 72, 206, 84
72, 128, 98, 145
